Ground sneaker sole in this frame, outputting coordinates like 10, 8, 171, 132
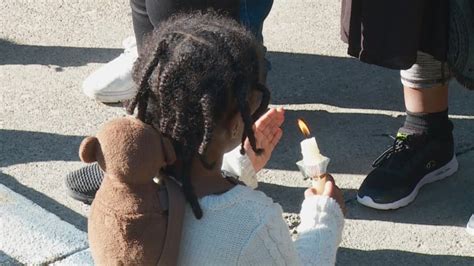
83, 88, 137, 103
467, 226, 474, 236
66, 189, 94, 205
357, 155, 459, 210
467, 215, 474, 236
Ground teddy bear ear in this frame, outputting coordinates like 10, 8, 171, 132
79, 137, 99, 163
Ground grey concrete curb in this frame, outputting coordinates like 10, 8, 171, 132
0, 184, 92, 265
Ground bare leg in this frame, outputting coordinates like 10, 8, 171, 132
403, 84, 448, 113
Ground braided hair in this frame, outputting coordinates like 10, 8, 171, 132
127, 12, 270, 219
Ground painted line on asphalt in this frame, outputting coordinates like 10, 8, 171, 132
271, 104, 474, 120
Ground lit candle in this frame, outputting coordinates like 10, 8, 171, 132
296, 119, 330, 181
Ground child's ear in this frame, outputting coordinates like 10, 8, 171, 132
161, 137, 176, 165
79, 137, 99, 163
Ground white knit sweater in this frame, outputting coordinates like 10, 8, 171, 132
178, 148, 345, 265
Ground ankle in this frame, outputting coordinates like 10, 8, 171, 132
402, 109, 453, 137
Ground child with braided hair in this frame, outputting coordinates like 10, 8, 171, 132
123, 12, 345, 265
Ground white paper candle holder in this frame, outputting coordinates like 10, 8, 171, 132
296, 156, 330, 180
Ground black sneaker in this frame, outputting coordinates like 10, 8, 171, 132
357, 130, 458, 210
65, 163, 104, 204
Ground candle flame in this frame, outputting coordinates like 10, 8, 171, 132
297, 119, 311, 137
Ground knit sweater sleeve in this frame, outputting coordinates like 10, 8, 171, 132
238, 203, 300, 265
294, 195, 345, 266
238, 196, 344, 266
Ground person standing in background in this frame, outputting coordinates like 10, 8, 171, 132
341, 0, 474, 233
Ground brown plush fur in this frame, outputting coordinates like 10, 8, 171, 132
80, 117, 175, 265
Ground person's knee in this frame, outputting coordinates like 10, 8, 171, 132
400, 51, 451, 89
130, 0, 146, 15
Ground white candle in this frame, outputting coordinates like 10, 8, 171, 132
300, 137, 323, 165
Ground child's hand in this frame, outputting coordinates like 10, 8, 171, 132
245, 108, 284, 172
305, 174, 346, 215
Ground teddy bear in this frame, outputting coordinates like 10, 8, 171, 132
78, 116, 179, 265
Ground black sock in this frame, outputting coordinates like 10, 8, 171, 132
401, 109, 453, 136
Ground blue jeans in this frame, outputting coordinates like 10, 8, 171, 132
239, 0, 274, 43
240, 0, 274, 74
131, 0, 272, 49
131, 0, 239, 51
130, 0, 273, 73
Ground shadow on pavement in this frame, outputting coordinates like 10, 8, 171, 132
0, 171, 87, 232
345, 164, 474, 227
0, 130, 84, 168
264, 109, 473, 225
257, 182, 304, 213
337, 247, 474, 265
261, 150, 473, 227
263, 106, 474, 226
266, 110, 404, 174
267, 110, 474, 175
0, 129, 88, 232
267, 51, 474, 114
0, 39, 122, 69
267, 51, 403, 110
0, 250, 21, 265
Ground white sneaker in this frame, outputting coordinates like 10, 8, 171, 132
82, 36, 138, 103
467, 214, 474, 236
121, 35, 136, 50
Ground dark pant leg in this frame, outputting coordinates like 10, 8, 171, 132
131, 0, 240, 53
239, 0, 274, 43
205, 0, 240, 20
130, 0, 154, 52
144, 0, 239, 26
130, 0, 185, 52
240, 0, 274, 80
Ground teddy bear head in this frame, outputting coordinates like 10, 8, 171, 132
79, 117, 175, 184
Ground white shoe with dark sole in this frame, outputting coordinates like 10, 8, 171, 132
82, 36, 138, 103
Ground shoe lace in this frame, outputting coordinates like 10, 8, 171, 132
372, 134, 411, 168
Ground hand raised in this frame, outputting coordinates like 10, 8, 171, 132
245, 108, 284, 172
